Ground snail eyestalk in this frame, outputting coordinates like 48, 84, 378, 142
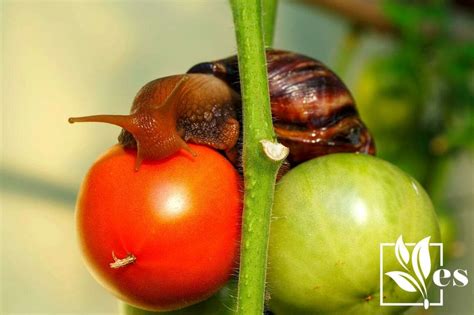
156, 74, 189, 110
68, 114, 134, 131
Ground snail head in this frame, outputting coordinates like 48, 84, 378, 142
68, 75, 195, 171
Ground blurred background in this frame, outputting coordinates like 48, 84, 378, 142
1, 0, 472, 314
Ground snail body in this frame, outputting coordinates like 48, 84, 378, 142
70, 74, 241, 170
69, 49, 374, 169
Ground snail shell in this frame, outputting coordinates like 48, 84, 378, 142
188, 49, 375, 166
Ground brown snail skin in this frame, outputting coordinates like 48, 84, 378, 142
69, 49, 375, 170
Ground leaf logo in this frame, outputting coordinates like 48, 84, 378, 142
385, 235, 432, 309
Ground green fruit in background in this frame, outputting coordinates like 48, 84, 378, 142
353, 60, 432, 183
437, 211, 459, 260
267, 154, 440, 315
355, 61, 418, 135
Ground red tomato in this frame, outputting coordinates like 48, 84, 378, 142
76, 144, 242, 311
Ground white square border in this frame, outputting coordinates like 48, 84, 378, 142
380, 242, 444, 307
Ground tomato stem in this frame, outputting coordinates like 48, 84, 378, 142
109, 252, 136, 269
230, 1, 281, 314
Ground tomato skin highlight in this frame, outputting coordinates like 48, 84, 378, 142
76, 144, 242, 311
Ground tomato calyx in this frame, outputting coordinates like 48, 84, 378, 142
109, 251, 137, 269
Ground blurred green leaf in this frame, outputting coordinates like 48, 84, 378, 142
355, 0, 473, 200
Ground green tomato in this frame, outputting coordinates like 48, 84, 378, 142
267, 154, 440, 315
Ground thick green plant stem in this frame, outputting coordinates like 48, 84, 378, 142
230, 1, 283, 314
262, 0, 278, 47
122, 2, 280, 314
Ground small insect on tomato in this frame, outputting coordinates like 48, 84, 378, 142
76, 144, 242, 311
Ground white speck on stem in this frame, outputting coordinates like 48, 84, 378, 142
260, 139, 289, 162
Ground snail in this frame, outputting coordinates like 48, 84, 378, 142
69, 49, 375, 170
